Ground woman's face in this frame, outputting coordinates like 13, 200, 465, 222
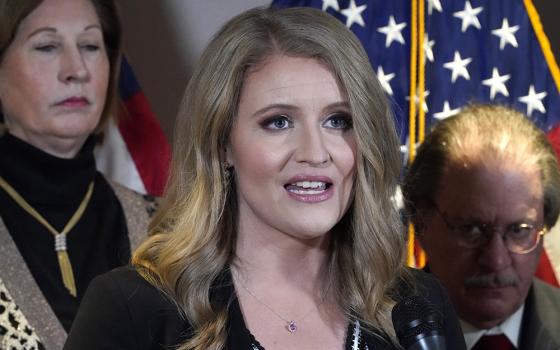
0, 0, 109, 158
227, 55, 357, 241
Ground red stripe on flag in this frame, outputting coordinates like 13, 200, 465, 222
119, 92, 171, 196
547, 125, 560, 156
535, 252, 559, 287
536, 127, 560, 287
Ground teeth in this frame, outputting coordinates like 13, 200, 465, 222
286, 181, 328, 195
290, 188, 324, 195
293, 181, 326, 189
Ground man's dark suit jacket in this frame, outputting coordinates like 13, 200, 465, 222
519, 278, 560, 350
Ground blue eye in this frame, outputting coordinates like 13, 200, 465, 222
262, 115, 293, 130
324, 113, 352, 130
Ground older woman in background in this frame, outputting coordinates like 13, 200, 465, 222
0, 0, 152, 348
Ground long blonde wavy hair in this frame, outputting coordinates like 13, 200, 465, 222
133, 6, 407, 349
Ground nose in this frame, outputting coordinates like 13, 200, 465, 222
477, 231, 512, 272
59, 47, 90, 83
294, 124, 331, 166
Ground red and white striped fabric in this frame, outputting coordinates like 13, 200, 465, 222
95, 57, 171, 197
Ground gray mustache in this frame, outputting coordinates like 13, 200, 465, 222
465, 273, 519, 288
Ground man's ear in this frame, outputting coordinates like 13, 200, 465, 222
411, 206, 430, 240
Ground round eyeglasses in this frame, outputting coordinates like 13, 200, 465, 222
431, 203, 547, 254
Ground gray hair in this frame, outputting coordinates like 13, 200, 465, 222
404, 103, 560, 231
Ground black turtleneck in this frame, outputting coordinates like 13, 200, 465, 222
0, 133, 131, 332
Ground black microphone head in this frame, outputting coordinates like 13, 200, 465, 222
392, 295, 445, 349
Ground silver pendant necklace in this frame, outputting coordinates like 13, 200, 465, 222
235, 271, 326, 334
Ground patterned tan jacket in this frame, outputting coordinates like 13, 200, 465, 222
0, 182, 153, 350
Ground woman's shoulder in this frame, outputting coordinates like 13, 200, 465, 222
106, 180, 160, 217
90, 265, 151, 287
103, 179, 158, 249
65, 266, 189, 350
89, 266, 168, 302
85, 265, 184, 322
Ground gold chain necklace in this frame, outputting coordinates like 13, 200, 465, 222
0, 176, 94, 297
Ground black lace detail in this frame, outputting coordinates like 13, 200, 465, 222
247, 319, 368, 350
248, 332, 266, 350
143, 195, 159, 218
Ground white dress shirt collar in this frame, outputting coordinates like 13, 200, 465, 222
460, 304, 524, 350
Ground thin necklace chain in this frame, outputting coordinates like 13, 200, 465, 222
234, 269, 327, 334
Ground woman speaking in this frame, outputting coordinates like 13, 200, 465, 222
66, 6, 465, 350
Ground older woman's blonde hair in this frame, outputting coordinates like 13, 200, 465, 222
0, 0, 122, 135
134, 6, 406, 349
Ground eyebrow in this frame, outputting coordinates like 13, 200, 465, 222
325, 101, 351, 111
27, 24, 102, 39
251, 101, 350, 118
251, 104, 298, 118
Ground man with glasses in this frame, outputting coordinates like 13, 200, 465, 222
403, 104, 560, 350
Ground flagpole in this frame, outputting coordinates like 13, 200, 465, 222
416, 0, 427, 268
407, 0, 419, 268
524, 0, 560, 93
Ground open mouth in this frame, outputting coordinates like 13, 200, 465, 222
284, 181, 332, 194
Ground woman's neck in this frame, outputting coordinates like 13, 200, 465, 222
232, 228, 347, 349
7, 130, 88, 159
234, 226, 331, 296
0, 132, 96, 204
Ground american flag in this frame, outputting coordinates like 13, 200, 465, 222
271, 0, 560, 285
94, 57, 171, 197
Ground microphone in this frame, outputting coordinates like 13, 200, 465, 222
391, 295, 447, 350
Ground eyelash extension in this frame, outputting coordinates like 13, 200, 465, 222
325, 112, 353, 130
259, 112, 353, 131
260, 115, 293, 130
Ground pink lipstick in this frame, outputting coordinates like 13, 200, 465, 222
56, 97, 89, 108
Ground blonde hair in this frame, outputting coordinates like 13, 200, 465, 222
404, 103, 560, 231
134, 6, 407, 349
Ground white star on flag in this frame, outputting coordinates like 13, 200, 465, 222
406, 89, 430, 112
321, 0, 339, 11
377, 15, 407, 47
399, 136, 420, 165
443, 51, 472, 83
482, 68, 511, 100
433, 101, 461, 120
377, 66, 395, 95
424, 34, 435, 62
518, 85, 547, 116
453, 1, 483, 32
340, 0, 367, 28
427, 0, 443, 15
492, 18, 520, 50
